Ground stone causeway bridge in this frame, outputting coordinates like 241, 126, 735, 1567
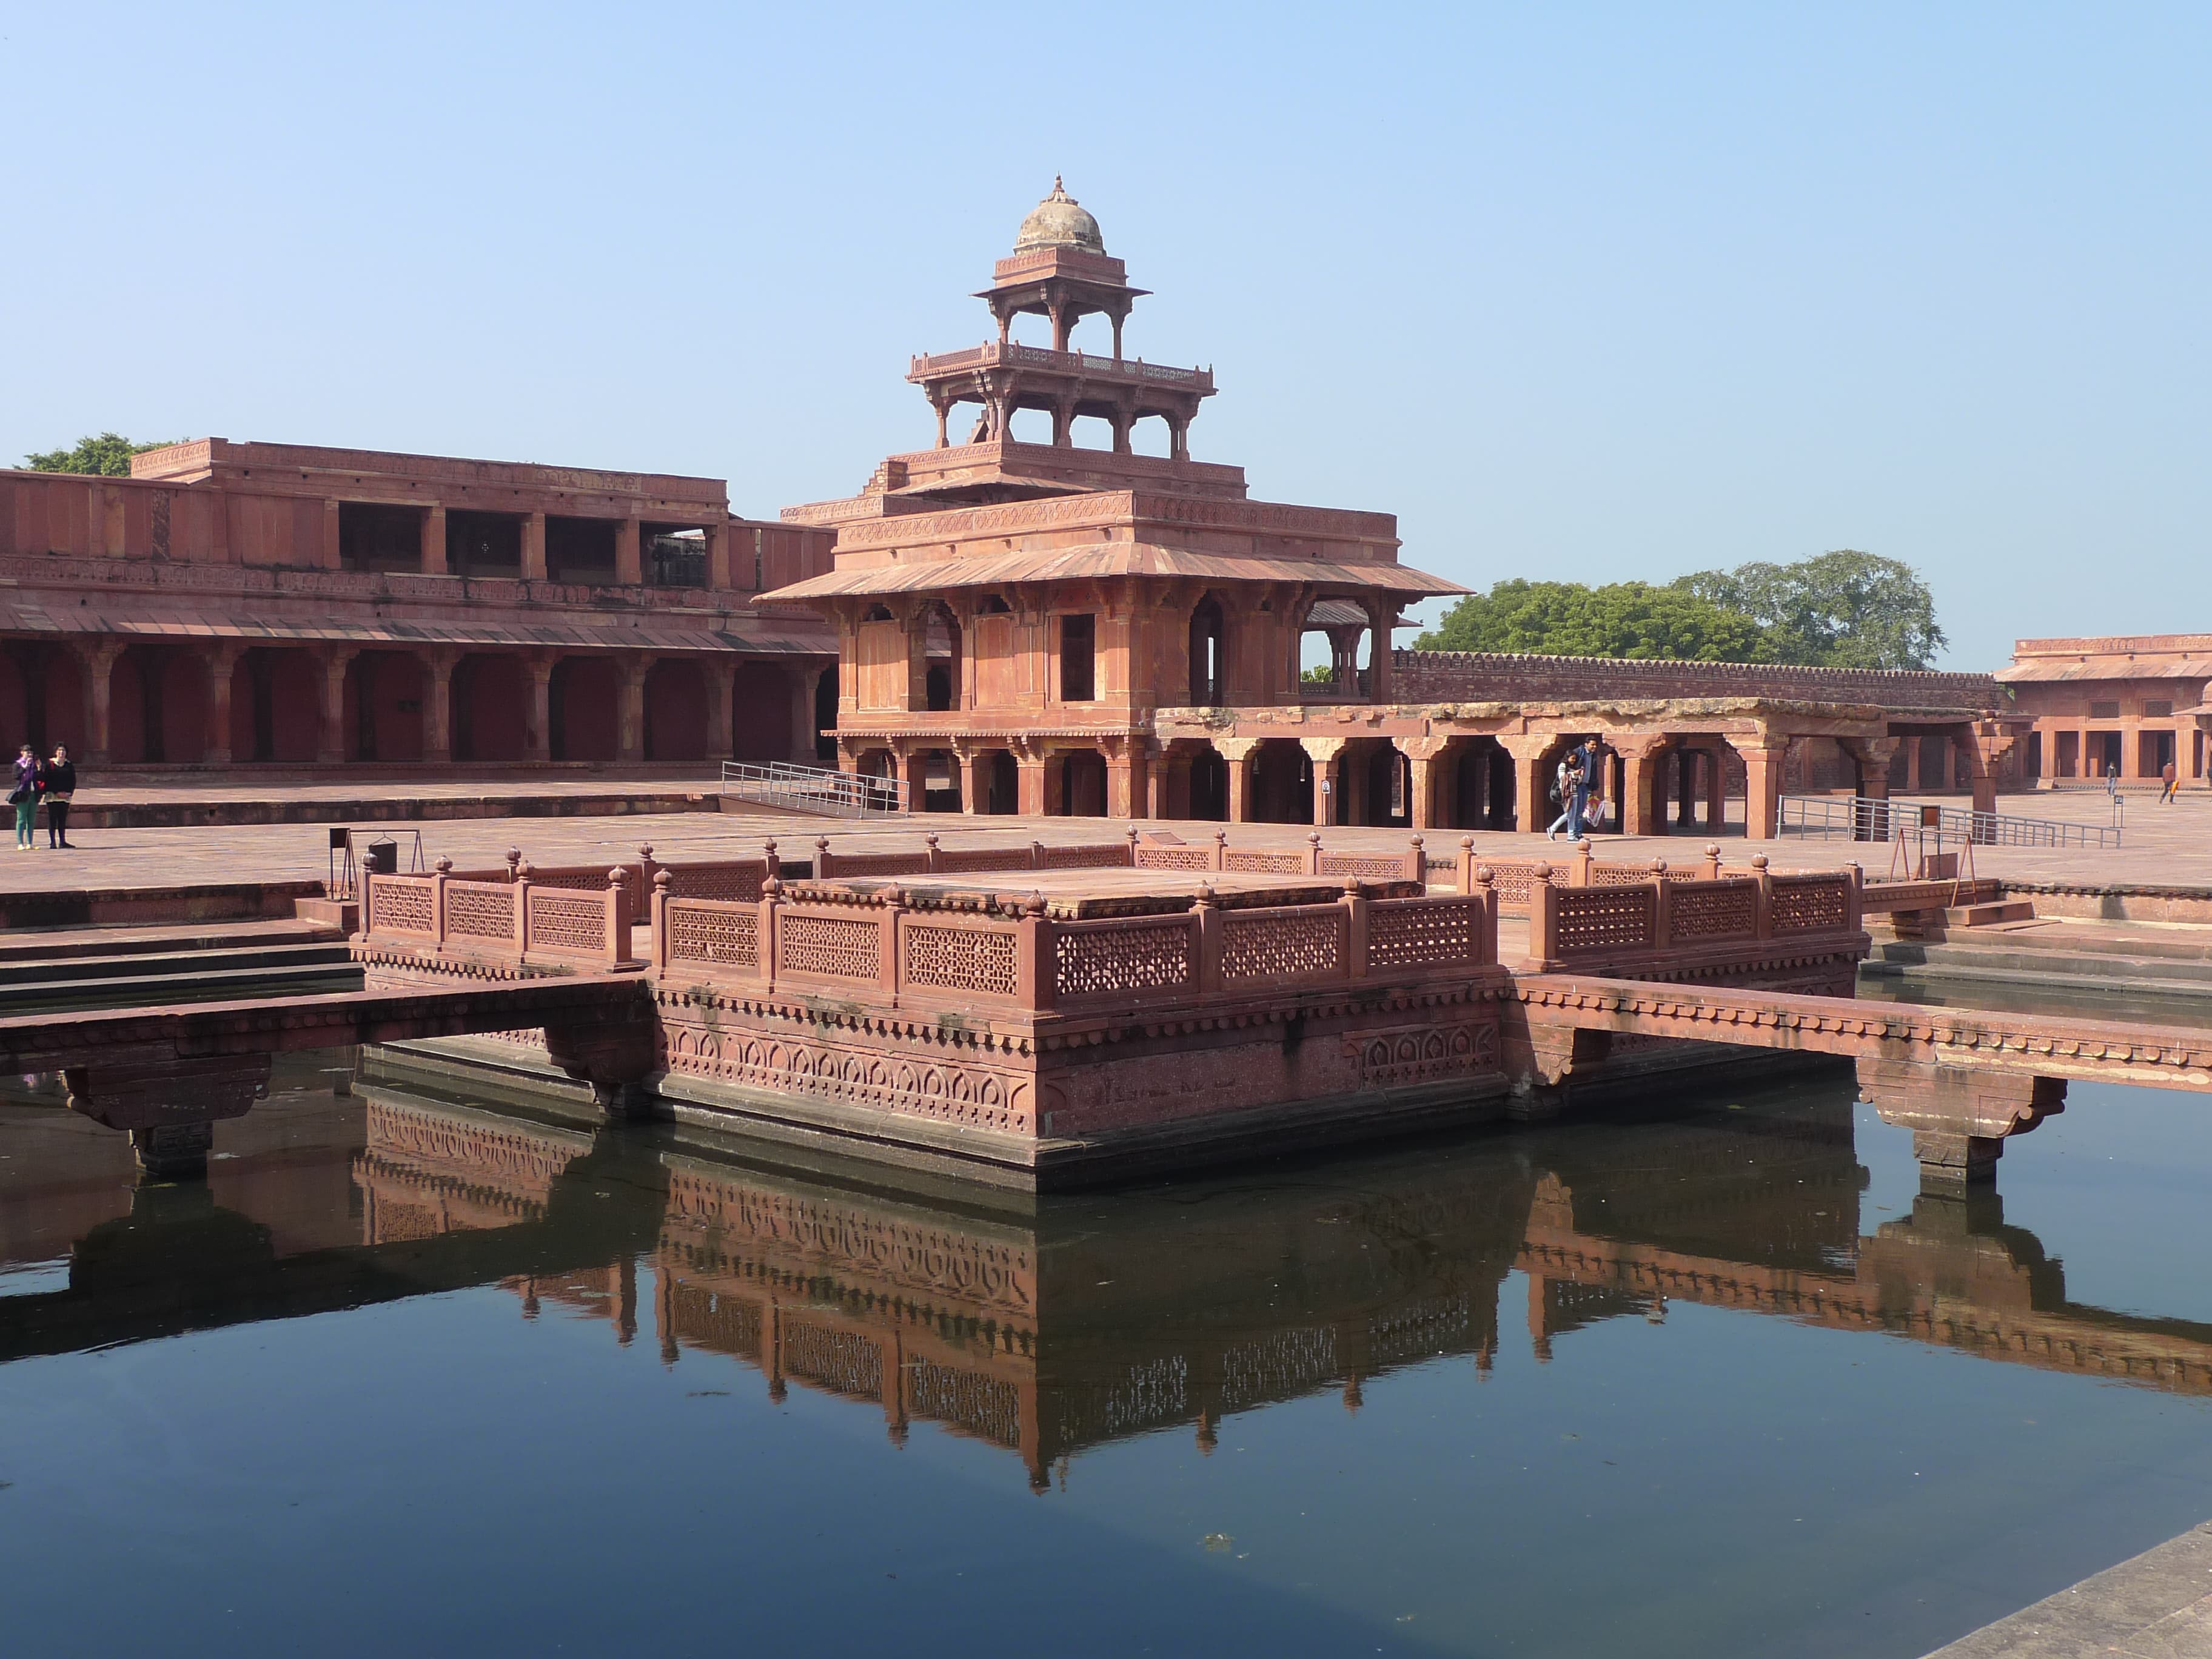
19, 828, 2208, 1193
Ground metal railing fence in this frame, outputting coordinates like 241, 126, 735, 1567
1778, 794, 2120, 849
720, 760, 908, 818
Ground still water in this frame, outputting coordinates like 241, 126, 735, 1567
3, 1053, 2210, 1658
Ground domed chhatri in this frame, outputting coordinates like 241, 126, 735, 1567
1014, 176, 1105, 255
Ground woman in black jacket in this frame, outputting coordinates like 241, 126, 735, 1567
39, 745, 76, 849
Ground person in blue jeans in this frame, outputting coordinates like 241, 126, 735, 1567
10, 743, 36, 850
1566, 740, 1601, 841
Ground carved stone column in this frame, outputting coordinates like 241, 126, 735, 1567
525, 657, 554, 763
422, 504, 449, 575
900, 745, 930, 810
521, 512, 548, 581
203, 642, 243, 766
1734, 739, 1788, 841
615, 516, 643, 587
1842, 736, 1899, 840
1215, 737, 1261, 824
1611, 735, 1670, 837
1497, 734, 1558, 835
702, 660, 736, 762
956, 745, 987, 814
1858, 1057, 2066, 1195
318, 648, 359, 765
1299, 736, 1348, 826
80, 640, 124, 765
1015, 743, 1048, 816
1402, 734, 1450, 831
788, 665, 819, 763
618, 657, 651, 762
423, 651, 456, 764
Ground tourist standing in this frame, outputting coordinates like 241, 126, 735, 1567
1545, 754, 1581, 840
2160, 758, 2179, 804
9, 744, 36, 850
39, 744, 76, 850
1567, 740, 1599, 842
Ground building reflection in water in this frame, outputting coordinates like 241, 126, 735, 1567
4, 1054, 2211, 1490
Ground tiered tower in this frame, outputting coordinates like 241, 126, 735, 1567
766, 185, 1460, 821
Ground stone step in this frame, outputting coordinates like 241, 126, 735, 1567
0, 918, 339, 965
0, 957, 364, 1017
0, 940, 354, 989
1867, 941, 2212, 996
1872, 919, 2212, 963
1943, 899, 2037, 927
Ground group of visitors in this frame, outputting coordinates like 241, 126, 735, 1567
1544, 739, 1607, 843
9, 743, 77, 851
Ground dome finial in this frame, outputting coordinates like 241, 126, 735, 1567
1014, 178, 1105, 255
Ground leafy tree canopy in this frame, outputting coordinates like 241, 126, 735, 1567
23, 433, 181, 477
1413, 552, 1947, 670
1676, 550, 1946, 670
1412, 578, 1772, 663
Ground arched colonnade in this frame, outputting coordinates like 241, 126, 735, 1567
844, 725, 1991, 835
0, 638, 834, 768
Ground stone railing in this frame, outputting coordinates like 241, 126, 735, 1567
809, 831, 1427, 885
654, 878, 1494, 1014
449, 842, 794, 903
1453, 839, 1727, 914
1524, 856, 1862, 971
361, 860, 641, 968
908, 341, 1212, 389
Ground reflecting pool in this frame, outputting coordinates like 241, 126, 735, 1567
3, 1051, 2210, 1657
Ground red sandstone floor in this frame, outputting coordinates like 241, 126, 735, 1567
0, 788, 2203, 898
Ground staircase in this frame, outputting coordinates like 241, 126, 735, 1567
0, 920, 361, 1016
1863, 916, 2212, 1017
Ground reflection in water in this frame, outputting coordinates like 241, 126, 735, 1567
5, 1053, 2210, 1491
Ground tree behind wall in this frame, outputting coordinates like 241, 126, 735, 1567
1414, 552, 1948, 671
1412, 578, 1771, 662
23, 433, 182, 477
1677, 551, 1946, 670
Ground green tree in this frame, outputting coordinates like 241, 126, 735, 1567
1413, 578, 1771, 662
22, 432, 181, 477
1676, 551, 1946, 669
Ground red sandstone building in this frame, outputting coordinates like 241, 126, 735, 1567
1999, 634, 2212, 787
765, 184, 2017, 836
0, 440, 836, 768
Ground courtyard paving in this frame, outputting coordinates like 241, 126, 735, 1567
0, 782, 2201, 898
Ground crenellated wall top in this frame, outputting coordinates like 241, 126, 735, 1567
1393, 649, 2005, 714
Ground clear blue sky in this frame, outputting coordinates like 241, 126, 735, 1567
5, 3, 2206, 668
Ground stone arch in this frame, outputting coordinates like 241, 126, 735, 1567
644, 658, 708, 761
1057, 749, 1108, 817
977, 749, 1019, 814
1250, 738, 1312, 824
110, 645, 210, 764
1189, 593, 1230, 706
1439, 736, 1513, 831
450, 653, 528, 763
551, 657, 619, 761
232, 647, 320, 763
731, 661, 797, 765
342, 650, 426, 763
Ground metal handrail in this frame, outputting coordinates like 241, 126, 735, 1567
719, 760, 909, 819
1778, 794, 2120, 849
